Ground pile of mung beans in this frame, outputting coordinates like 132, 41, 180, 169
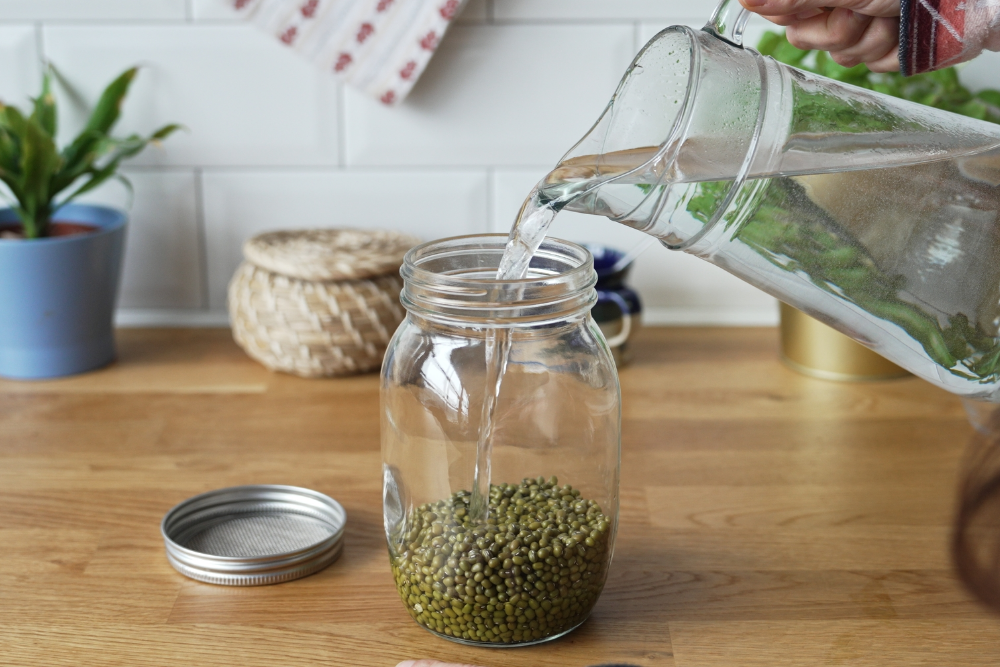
390, 476, 613, 645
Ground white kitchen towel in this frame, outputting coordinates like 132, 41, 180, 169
234, 0, 465, 105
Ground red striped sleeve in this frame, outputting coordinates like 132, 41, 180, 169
900, 0, 978, 75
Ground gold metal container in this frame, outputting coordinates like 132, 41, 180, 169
779, 303, 909, 381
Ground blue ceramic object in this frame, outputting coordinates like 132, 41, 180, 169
0, 204, 127, 379
584, 244, 642, 362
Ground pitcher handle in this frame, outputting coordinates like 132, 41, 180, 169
705, 0, 751, 47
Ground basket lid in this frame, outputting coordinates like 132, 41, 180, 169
243, 228, 420, 281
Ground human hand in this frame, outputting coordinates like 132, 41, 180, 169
738, 0, 901, 72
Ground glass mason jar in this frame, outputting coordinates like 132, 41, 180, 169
381, 234, 621, 647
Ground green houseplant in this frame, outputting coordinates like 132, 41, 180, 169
0, 67, 179, 379
0, 67, 179, 238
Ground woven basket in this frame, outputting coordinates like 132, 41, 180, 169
228, 229, 419, 378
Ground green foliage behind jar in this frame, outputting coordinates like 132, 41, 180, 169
757, 30, 1000, 123
0, 67, 180, 239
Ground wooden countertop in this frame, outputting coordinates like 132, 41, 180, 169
2, 327, 998, 666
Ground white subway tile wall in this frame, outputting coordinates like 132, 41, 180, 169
638, 14, 776, 47
342, 24, 635, 167
201, 169, 488, 308
190, 0, 242, 21
43, 25, 340, 167
0, 0, 187, 21
0, 25, 40, 104
1, 0, 996, 326
78, 170, 205, 309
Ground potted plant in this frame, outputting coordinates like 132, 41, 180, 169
0, 67, 178, 379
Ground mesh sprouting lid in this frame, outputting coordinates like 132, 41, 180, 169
161, 485, 346, 586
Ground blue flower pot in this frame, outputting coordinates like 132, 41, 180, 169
0, 204, 127, 379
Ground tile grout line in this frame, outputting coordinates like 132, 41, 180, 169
193, 167, 211, 311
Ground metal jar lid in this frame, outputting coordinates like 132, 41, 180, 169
161, 485, 346, 586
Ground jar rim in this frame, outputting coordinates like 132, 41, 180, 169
400, 234, 597, 326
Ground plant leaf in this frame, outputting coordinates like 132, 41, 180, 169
85, 67, 137, 136
1, 106, 33, 204
976, 90, 1000, 107
52, 126, 181, 198
58, 162, 122, 204
150, 123, 183, 142
1, 104, 28, 139
58, 126, 171, 206
60, 67, 137, 173
29, 68, 57, 138
956, 99, 988, 120
755, 31, 783, 57
0, 127, 20, 182
85, 67, 139, 133
19, 117, 61, 237
771, 39, 809, 66
22, 120, 60, 195
113, 172, 134, 209
51, 129, 103, 194
96, 133, 158, 165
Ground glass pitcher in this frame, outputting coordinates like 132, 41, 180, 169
541, 0, 1000, 399
381, 235, 620, 646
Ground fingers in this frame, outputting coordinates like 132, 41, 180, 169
739, 0, 901, 18
396, 661, 488, 667
782, 8, 873, 51
801, 15, 898, 66
739, 0, 902, 72
835, 15, 898, 64
759, 9, 826, 26
780, 11, 898, 68
860, 42, 901, 71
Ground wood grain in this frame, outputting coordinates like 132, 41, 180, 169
0, 327, 995, 666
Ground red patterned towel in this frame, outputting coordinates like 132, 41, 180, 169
901, 0, 1000, 75
234, 0, 465, 105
